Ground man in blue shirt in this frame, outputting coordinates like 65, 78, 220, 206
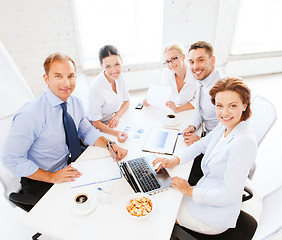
2, 53, 128, 210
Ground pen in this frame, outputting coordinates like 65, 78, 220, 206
178, 132, 188, 135
97, 187, 111, 194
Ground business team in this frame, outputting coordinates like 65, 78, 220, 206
1, 41, 257, 236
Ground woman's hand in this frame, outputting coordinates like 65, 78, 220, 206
171, 176, 193, 197
107, 115, 120, 128
152, 157, 180, 172
166, 101, 179, 113
143, 99, 150, 106
117, 131, 128, 143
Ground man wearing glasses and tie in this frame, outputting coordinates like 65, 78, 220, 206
2, 53, 127, 211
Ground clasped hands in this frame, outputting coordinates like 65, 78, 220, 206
152, 157, 193, 197
182, 125, 200, 146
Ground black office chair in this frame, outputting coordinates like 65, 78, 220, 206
170, 210, 257, 240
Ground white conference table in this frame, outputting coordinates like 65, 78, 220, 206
23, 101, 198, 240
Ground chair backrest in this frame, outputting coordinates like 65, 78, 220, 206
250, 95, 277, 146
0, 41, 34, 203
0, 115, 21, 201
252, 185, 282, 240
72, 72, 90, 115
248, 95, 277, 179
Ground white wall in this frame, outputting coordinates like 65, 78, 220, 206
1, 0, 281, 96
0, 0, 79, 96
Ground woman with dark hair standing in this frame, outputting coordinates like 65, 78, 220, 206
88, 45, 130, 143
153, 77, 257, 235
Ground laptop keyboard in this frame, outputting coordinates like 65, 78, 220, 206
128, 157, 161, 192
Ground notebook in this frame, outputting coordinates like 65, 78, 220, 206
107, 141, 171, 195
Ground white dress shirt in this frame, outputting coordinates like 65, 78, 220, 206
161, 67, 197, 107
190, 69, 226, 132
87, 72, 130, 122
176, 121, 257, 229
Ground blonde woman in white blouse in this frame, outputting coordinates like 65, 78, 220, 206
88, 45, 130, 143
144, 43, 197, 113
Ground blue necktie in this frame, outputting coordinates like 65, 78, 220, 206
61, 102, 81, 164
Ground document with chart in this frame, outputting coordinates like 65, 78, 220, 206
142, 127, 179, 155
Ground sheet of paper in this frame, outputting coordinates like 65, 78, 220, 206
146, 85, 172, 110
71, 157, 122, 188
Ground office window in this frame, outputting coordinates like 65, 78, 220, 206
231, 0, 282, 55
72, 0, 164, 70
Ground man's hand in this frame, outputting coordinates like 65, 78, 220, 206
111, 143, 128, 160
183, 125, 196, 134
183, 132, 200, 146
50, 164, 82, 183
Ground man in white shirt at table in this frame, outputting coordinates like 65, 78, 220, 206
183, 41, 226, 185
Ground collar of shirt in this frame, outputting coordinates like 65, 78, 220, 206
199, 69, 218, 89
45, 88, 68, 107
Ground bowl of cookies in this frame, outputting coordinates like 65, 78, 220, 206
125, 193, 154, 219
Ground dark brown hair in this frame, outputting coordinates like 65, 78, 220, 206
209, 77, 252, 121
189, 41, 214, 57
43, 52, 76, 75
99, 45, 121, 64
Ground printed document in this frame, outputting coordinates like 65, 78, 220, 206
71, 157, 122, 188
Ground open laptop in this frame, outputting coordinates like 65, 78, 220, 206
107, 141, 171, 195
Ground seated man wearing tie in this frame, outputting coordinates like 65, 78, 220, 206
182, 41, 226, 186
1, 52, 128, 211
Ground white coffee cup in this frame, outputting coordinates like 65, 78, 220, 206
166, 114, 177, 125
73, 193, 91, 212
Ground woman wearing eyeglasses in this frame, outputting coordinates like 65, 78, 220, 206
144, 43, 196, 113
87, 45, 129, 143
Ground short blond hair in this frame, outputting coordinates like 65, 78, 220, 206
44, 52, 76, 75
163, 42, 185, 55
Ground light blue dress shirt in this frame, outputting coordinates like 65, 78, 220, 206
190, 69, 226, 133
2, 88, 102, 177
176, 121, 257, 229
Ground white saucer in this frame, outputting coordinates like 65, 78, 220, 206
72, 199, 97, 216
163, 118, 180, 127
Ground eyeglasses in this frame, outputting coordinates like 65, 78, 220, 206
163, 53, 184, 66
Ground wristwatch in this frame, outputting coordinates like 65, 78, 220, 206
106, 141, 116, 149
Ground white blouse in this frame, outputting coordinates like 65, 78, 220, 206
161, 67, 197, 107
87, 72, 130, 122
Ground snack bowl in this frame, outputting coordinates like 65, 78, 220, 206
125, 193, 155, 219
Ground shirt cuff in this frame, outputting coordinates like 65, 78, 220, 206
174, 151, 186, 165
84, 128, 103, 146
